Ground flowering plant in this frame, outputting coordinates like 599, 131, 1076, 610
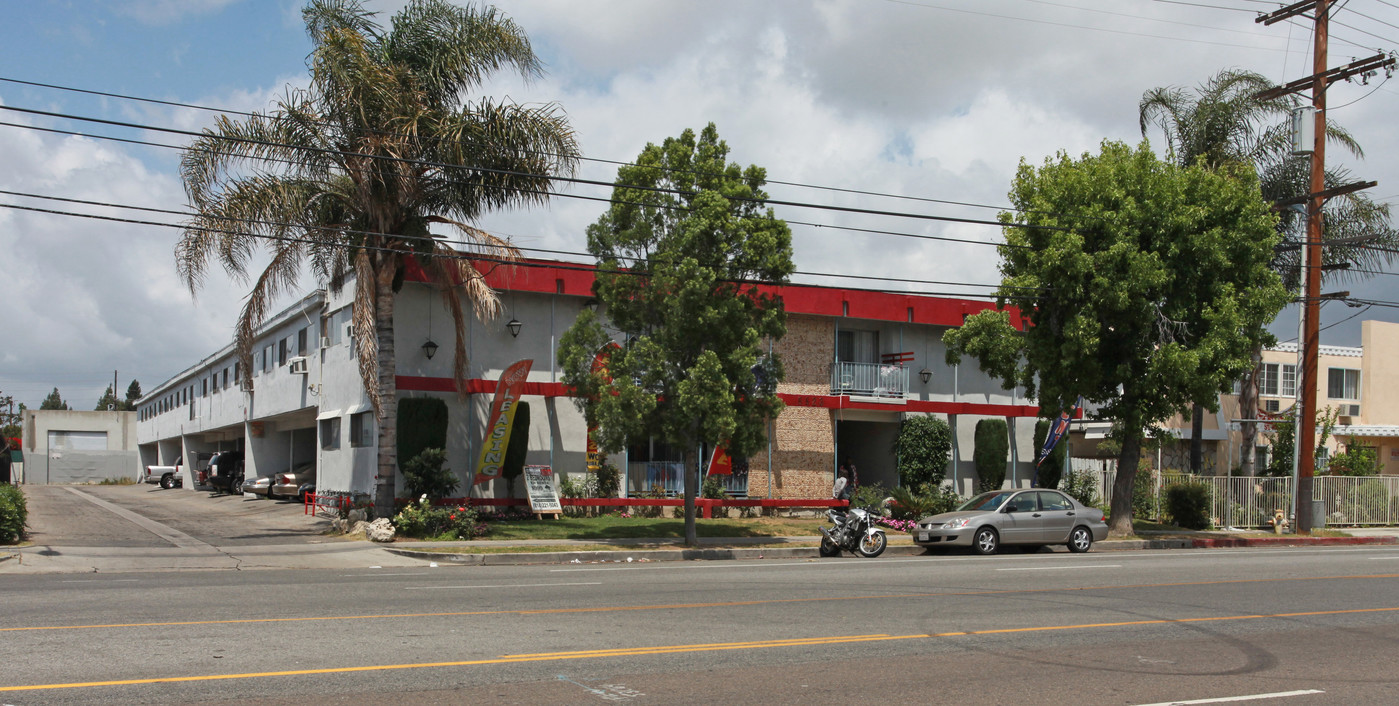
392, 498, 485, 540
877, 516, 917, 533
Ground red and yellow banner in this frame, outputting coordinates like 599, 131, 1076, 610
707, 444, 732, 476
473, 359, 533, 486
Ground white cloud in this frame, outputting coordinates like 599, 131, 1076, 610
114, 0, 245, 26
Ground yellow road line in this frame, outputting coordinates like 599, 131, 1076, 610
5, 606, 1399, 693
4, 572, 1397, 634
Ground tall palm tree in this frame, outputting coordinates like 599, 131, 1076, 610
1141, 69, 1395, 476
177, 0, 580, 517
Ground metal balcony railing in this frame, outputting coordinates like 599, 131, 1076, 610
829, 361, 909, 398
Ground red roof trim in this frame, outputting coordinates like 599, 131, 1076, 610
404, 256, 1024, 329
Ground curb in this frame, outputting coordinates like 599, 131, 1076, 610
0, 551, 19, 565
380, 535, 1395, 566
1191, 535, 1398, 548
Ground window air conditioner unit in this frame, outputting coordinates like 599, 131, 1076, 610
1264, 399, 1280, 414
319, 336, 331, 348
344, 322, 354, 340
1344, 403, 1361, 417
289, 357, 309, 375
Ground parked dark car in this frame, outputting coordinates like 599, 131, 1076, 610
207, 451, 245, 495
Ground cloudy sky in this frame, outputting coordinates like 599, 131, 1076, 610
3, 0, 1398, 411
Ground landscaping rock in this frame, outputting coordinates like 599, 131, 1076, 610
367, 518, 396, 543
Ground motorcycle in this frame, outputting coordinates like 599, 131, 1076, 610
818, 502, 888, 558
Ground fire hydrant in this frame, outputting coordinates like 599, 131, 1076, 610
1271, 509, 1289, 535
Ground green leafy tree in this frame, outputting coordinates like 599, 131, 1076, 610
557, 123, 793, 546
95, 385, 120, 411
0, 394, 21, 442
945, 141, 1289, 535
1141, 69, 1396, 475
176, 0, 579, 518
40, 388, 68, 411
894, 414, 952, 492
973, 418, 1009, 493
122, 380, 142, 411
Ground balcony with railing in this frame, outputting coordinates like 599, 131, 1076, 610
829, 360, 909, 399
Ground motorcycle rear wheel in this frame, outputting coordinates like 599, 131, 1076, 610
856, 531, 887, 558
818, 536, 841, 557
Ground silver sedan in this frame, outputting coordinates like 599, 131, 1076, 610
914, 489, 1109, 555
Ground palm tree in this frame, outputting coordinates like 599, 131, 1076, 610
177, 0, 580, 517
1141, 69, 1395, 476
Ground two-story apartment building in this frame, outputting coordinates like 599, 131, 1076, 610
137, 258, 1052, 499
1149, 320, 1399, 475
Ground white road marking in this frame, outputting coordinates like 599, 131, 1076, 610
338, 572, 436, 577
996, 564, 1120, 571
59, 579, 139, 583
403, 581, 602, 590
1134, 689, 1323, 705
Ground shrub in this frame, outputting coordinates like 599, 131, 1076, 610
894, 414, 952, 492
701, 476, 727, 499
401, 448, 458, 500
1327, 439, 1379, 477
0, 484, 27, 544
594, 463, 621, 499
392, 497, 484, 540
973, 418, 1009, 493
850, 482, 889, 510
1133, 461, 1158, 521
888, 484, 961, 520
1163, 479, 1212, 530
1031, 418, 1069, 489
1061, 466, 1101, 508
500, 401, 531, 496
558, 472, 599, 517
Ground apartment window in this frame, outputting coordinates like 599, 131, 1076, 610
1328, 368, 1361, 400
1258, 363, 1296, 397
202, 379, 208, 397
350, 411, 374, 447
279, 338, 288, 366
233, 362, 240, 386
222, 368, 229, 390
836, 330, 879, 363
264, 345, 274, 373
320, 417, 341, 450
298, 328, 308, 356
1280, 364, 1296, 398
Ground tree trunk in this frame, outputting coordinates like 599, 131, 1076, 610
373, 277, 399, 520
1190, 405, 1204, 473
1108, 430, 1143, 536
1239, 348, 1261, 476
682, 445, 698, 547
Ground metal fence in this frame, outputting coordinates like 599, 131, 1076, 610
829, 361, 908, 398
1079, 469, 1399, 527
627, 461, 749, 498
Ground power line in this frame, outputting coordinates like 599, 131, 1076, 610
0, 187, 1026, 292
0, 120, 1027, 251
885, 0, 1291, 51
0, 103, 1064, 234
0, 198, 1038, 299
0, 74, 1045, 218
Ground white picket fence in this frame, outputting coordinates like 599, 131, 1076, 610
1068, 467, 1399, 528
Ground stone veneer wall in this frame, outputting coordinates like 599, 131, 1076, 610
746, 314, 836, 499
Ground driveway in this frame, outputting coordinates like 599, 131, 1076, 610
6, 484, 418, 574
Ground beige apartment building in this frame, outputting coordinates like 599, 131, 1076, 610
1151, 319, 1399, 475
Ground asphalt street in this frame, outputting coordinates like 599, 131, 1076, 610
4, 484, 1399, 704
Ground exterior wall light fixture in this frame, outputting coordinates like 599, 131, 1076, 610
422, 339, 439, 360
919, 368, 932, 384
507, 319, 522, 338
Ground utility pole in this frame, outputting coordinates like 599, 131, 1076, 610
1256, 0, 1394, 532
